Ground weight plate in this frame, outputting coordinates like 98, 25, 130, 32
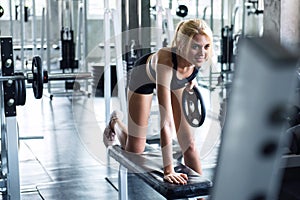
15, 72, 26, 106
182, 86, 206, 127
0, 6, 4, 18
20, 78, 26, 105
176, 5, 188, 18
14, 78, 19, 105
32, 56, 44, 99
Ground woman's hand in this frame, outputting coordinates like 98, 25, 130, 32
186, 79, 198, 91
163, 172, 188, 185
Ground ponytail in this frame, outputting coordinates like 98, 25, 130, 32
171, 20, 185, 47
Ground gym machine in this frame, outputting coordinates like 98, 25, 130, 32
217, 0, 264, 73
243, 0, 264, 36
0, 36, 21, 200
124, 40, 142, 90
212, 37, 299, 200
102, 0, 127, 125
218, 2, 242, 81
0, 36, 92, 199
47, 0, 88, 99
59, 0, 78, 71
150, 0, 174, 50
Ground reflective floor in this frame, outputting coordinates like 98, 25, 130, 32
9, 85, 221, 200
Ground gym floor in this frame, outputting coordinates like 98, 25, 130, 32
9, 83, 220, 200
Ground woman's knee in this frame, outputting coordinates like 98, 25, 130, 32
125, 135, 146, 153
182, 142, 199, 158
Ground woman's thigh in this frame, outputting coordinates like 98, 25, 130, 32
126, 90, 153, 153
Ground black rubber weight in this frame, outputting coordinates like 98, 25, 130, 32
182, 87, 206, 127
32, 56, 44, 99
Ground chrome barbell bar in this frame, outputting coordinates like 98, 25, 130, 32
0, 72, 92, 82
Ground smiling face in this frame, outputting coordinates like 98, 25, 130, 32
185, 34, 211, 67
172, 19, 213, 67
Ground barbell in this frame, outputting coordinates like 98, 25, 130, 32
1, 56, 92, 103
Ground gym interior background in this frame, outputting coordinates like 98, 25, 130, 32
0, 0, 299, 199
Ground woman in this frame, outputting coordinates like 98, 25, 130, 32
103, 19, 213, 185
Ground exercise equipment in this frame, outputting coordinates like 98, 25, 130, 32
75, 2, 88, 76
103, 1, 127, 125
182, 87, 206, 127
108, 145, 212, 200
59, 0, 78, 70
242, 0, 264, 37
0, 36, 92, 102
211, 38, 299, 200
286, 125, 300, 155
0, 36, 92, 200
14, 72, 26, 106
60, 27, 78, 70
218, 26, 235, 71
0, 55, 92, 102
124, 40, 142, 83
0, 5, 4, 18
153, 1, 174, 49
218, 3, 241, 72
59, 1, 80, 96
176, 5, 188, 18
44, 0, 88, 100
32, 56, 43, 99
1, 36, 21, 200
245, 0, 264, 16
280, 71, 300, 198
15, 5, 29, 22
217, 2, 242, 93
162, 8, 174, 47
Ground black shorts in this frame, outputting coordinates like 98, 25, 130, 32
128, 53, 156, 94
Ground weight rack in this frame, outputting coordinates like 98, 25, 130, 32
0, 37, 21, 199
0, 36, 93, 199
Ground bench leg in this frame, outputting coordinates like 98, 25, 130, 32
118, 165, 128, 200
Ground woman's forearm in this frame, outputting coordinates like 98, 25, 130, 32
160, 125, 175, 174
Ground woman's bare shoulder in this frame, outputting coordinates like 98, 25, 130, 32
156, 47, 172, 56
154, 47, 173, 65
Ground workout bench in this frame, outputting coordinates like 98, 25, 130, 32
107, 145, 212, 200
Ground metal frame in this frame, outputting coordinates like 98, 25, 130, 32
108, 145, 211, 200
103, 1, 127, 125
3, 117, 20, 199
44, 0, 90, 100
211, 38, 299, 200
0, 36, 21, 200
118, 165, 128, 200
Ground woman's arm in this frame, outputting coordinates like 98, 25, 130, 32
152, 49, 188, 184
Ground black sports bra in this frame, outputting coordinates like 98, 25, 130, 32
149, 48, 199, 90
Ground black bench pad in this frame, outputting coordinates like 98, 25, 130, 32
108, 145, 212, 199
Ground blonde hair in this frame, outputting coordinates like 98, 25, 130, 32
171, 19, 213, 59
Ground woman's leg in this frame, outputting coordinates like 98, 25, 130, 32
125, 90, 153, 153
171, 88, 203, 175
109, 111, 128, 149
106, 90, 153, 152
